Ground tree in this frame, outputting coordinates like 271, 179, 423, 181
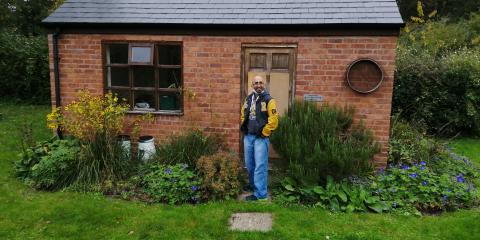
0, 0, 64, 36
396, 0, 480, 21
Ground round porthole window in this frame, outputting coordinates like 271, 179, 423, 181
346, 58, 384, 94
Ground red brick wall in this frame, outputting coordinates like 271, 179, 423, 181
48, 34, 398, 167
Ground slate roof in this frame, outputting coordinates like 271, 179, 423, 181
43, 0, 403, 25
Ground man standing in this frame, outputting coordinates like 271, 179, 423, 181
240, 75, 278, 201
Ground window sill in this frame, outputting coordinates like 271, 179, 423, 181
127, 110, 183, 116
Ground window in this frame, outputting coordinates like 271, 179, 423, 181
104, 42, 183, 113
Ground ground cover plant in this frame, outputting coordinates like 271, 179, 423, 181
141, 163, 201, 204
2, 103, 480, 239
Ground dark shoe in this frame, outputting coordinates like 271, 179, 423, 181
244, 195, 258, 201
242, 185, 253, 192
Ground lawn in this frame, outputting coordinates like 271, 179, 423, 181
449, 138, 480, 167
1, 102, 480, 240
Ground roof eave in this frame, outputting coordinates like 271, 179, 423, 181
41, 21, 405, 36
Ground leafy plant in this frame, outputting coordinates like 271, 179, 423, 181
29, 139, 80, 190
271, 101, 380, 185
388, 118, 441, 165
141, 164, 201, 204
152, 129, 225, 168
15, 139, 53, 180
15, 138, 80, 190
196, 151, 243, 201
275, 176, 388, 213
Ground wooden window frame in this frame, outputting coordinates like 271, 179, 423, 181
103, 41, 184, 115
128, 43, 154, 65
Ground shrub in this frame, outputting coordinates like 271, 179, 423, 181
196, 151, 243, 201
152, 129, 225, 168
394, 15, 480, 136
141, 164, 201, 204
47, 91, 134, 186
47, 90, 129, 141
15, 138, 80, 190
388, 118, 441, 165
0, 30, 50, 103
270, 101, 380, 185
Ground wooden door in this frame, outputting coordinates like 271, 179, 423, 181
241, 45, 297, 158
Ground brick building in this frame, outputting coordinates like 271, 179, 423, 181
43, 0, 404, 167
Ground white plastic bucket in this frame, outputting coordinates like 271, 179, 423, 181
117, 135, 131, 157
138, 135, 155, 162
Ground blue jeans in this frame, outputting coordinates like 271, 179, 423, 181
243, 134, 269, 199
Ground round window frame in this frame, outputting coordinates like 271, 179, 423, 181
345, 58, 384, 94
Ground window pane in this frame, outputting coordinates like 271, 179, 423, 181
109, 44, 128, 64
131, 46, 152, 64
272, 53, 289, 69
159, 92, 180, 111
250, 53, 266, 69
158, 45, 181, 65
133, 67, 154, 87
109, 67, 129, 87
159, 68, 181, 88
133, 91, 155, 111
110, 89, 130, 105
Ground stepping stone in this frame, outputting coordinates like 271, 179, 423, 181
229, 212, 272, 232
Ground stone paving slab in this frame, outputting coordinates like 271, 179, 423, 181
229, 213, 272, 232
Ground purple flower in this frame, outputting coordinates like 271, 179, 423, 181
409, 173, 418, 178
442, 195, 448, 201
165, 168, 172, 174
191, 185, 198, 191
420, 166, 426, 171
457, 174, 465, 183
420, 161, 426, 166
422, 181, 428, 186
378, 168, 385, 173
402, 165, 410, 170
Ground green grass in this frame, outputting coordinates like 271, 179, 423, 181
1, 102, 480, 239
449, 138, 480, 166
